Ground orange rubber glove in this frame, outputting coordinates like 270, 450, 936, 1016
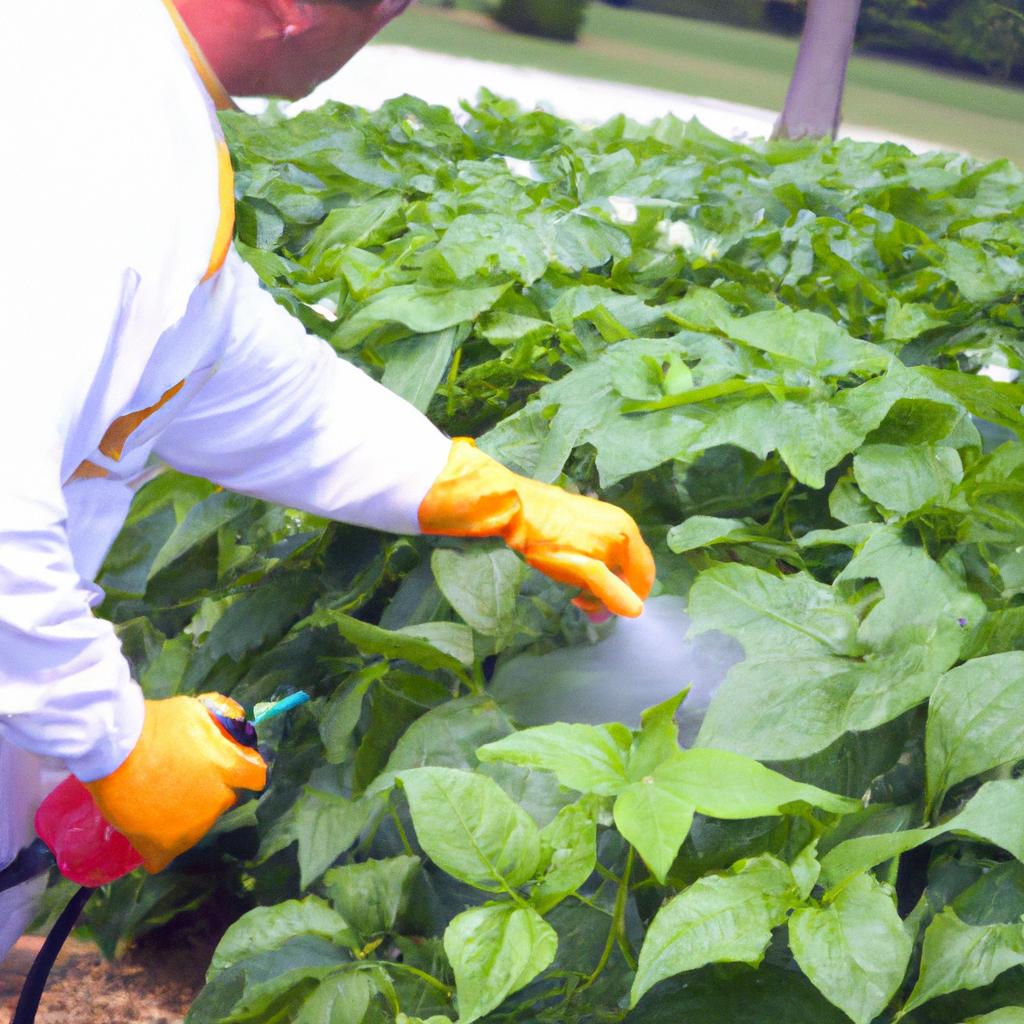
83, 694, 267, 873
419, 438, 655, 618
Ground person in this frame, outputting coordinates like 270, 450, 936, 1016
0, 0, 654, 957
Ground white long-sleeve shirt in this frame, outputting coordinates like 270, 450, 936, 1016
0, 0, 451, 781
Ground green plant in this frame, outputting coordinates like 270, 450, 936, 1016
494, 0, 589, 41
87, 94, 1024, 1022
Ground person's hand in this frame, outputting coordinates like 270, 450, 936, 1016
419, 438, 655, 618
82, 695, 266, 873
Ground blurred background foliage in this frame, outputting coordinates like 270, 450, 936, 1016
445, 0, 1024, 85
494, 0, 590, 41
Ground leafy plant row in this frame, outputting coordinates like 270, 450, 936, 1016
83, 93, 1024, 1023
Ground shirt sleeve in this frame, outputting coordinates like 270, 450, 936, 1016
153, 251, 453, 535
0, 268, 145, 782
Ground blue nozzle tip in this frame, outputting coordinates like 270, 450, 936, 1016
253, 691, 311, 726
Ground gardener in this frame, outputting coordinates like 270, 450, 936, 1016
0, 0, 654, 957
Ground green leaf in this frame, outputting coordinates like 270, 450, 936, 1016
926, 652, 1024, 808
901, 910, 1024, 1017
321, 856, 420, 938
854, 443, 963, 515
628, 689, 688, 781
919, 367, 1024, 438
697, 532, 982, 760
537, 210, 630, 272
182, 574, 315, 689
187, 937, 348, 1024
295, 971, 375, 1024
477, 723, 633, 795
531, 799, 597, 913
397, 767, 541, 890
686, 367, 919, 490
960, 1010, 1024, 1024
656, 748, 860, 819
395, 622, 475, 667
148, 489, 252, 579
333, 282, 510, 349
789, 873, 912, 1024
821, 779, 1024, 887
444, 903, 557, 1024
791, 840, 822, 901
614, 775, 695, 885
381, 696, 513, 777
436, 213, 548, 284
689, 563, 863, 660
210, 898, 357, 978
624, 962, 850, 1023
319, 664, 389, 765
297, 792, 372, 890
721, 306, 890, 378
299, 609, 472, 675
630, 854, 798, 1005
614, 748, 853, 885
941, 240, 1024, 304
382, 329, 457, 413
666, 516, 761, 553
431, 546, 526, 639
303, 193, 404, 258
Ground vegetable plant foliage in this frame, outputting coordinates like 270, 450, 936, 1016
89, 93, 1024, 1022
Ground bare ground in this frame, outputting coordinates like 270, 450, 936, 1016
0, 919, 219, 1024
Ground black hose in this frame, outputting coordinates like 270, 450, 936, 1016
0, 841, 55, 895
11, 886, 94, 1024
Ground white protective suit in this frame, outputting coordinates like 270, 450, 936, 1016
0, 0, 451, 954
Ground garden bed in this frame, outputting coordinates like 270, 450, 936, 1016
32, 89, 1024, 1024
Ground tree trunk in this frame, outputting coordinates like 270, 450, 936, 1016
772, 0, 863, 141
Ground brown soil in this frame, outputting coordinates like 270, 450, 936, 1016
0, 919, 218, 1024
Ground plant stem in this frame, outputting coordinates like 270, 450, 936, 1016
374, 961, 453, 999
577, 847, 635, 993
766, 475, 796, 532
389, 802, 415, 857
469, 656, 487, 695
501, 883, 533, 911
613, 847, 637, 971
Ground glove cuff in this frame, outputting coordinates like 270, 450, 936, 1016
417, 438, 524, 540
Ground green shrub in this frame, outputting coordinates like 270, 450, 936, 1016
625, 0, 1024, 82
90, 95, 1024, 1022
859, 0, 1024, 81
494, 0, 589, 40
618, 0, 772, 28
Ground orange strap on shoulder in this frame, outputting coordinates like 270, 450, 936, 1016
159, 0, 234, 111
159, 0, 236, 280
204, 140, 235, 280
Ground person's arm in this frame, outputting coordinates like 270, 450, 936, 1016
155, 252, 654, 616
153, 250, 454, 534
0, 272, 145, 781
0, 272, 266, 876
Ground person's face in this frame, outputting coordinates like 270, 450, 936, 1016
173, 0, 413, 99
